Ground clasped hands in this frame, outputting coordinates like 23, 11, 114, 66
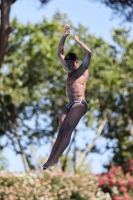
63, 25, 79, 41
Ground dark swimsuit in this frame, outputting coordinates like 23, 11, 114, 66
66, 99, 88, 112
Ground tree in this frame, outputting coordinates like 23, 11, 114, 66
0, 0, 51, 68
0, 15, 59, 171
0, 12, 109, 173
0, 13, 76, 172
0, 150, 8, 170
102, 28, 133, 168
1, 11, 133, 173
87, 27, 133, 168
89, 0, 133, 22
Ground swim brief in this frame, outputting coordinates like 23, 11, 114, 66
66, 99, 88, 111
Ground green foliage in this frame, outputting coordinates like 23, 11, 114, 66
0, 13, 74, 170
0, 150, 8, 171
1, 11, 133, 171
0, 170, 111, 200
1, 12, 102, 171
86, 27, 133, 169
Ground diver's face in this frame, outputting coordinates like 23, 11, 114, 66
65, 59, 79, 70
65, 59, 74, 67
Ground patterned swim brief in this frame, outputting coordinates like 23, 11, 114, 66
66, 99, 88, 111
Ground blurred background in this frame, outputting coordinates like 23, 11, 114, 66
0, 0, 133, 175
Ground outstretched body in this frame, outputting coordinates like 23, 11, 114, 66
43, 25, 92, 170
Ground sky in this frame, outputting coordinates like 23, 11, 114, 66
10, 0, 133, 43
2, 0, 133, 174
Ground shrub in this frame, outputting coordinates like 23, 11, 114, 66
98, 159, 133, 200
0, 169, 111, 200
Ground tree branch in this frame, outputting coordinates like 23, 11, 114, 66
39, 0, 51, 4
127, 116, 133, 136
0, 94, 29, 172
0, 1, 17, 10
0, 0, 13, 68
12, 122, 30, 172
76, 112, 107, 170
12, 0, 17, 4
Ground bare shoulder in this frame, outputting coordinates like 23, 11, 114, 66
77, 65, 89, 79
82, 67, 89, 79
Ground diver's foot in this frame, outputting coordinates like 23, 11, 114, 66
43, 165, 50, 171
42, 161, 58, 171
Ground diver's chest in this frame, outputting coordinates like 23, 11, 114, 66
67, 73, 84, 84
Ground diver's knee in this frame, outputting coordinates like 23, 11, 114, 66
63, 125, 73, 138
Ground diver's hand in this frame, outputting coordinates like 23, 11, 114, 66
62, 25, 70, 36
73, 35, 79, 42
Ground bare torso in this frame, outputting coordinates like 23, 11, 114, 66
66, 65, 89, 101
